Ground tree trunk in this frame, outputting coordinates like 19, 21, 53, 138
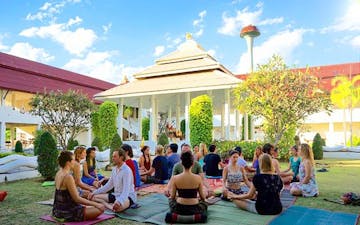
343, 109, 347, 146
349, 107, 353, 147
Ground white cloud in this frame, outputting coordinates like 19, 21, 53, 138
102, 23, 112, 34
0, 35, 9, 50
8, 42, 54, 63
63, 51, 144, 84
323, 0, 360, 32
20, 17, 97, 56
350, 35, 360, 48
207, 49, 216, 57
193, 10, 207, 37
153, 45, 165, 57
236, 29, 306, 73
218, 5, 283, 36
26, 0, 81, 21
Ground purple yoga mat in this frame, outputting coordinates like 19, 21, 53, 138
40, 214, 114, 225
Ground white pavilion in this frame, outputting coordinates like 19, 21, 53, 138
94, 35, 244, 150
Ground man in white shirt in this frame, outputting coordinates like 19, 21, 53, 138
88, 149, 137, 212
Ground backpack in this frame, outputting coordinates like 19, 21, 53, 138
341, 192, 360, 206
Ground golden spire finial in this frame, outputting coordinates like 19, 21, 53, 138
185, 32, 192, 40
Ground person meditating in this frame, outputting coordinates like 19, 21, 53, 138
139, 145, 151, 173
222, 150, 252, 199
282, 145, 301, 182
82, 147, 106, 187
88, 149, 137, 212
169, 151, 208, 215
73, 146, 96, 197
53, 151, 104, 222
142, 145, 169, 184
290, 143, 319, 197
228, 153, 283, 215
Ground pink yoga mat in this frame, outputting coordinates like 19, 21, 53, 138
40, 214, 114, 225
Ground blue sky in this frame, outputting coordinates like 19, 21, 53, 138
0, 0, 359, 84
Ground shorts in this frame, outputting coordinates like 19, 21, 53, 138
168, 199, 208, 215
108, 193, 134, 208
227, 188, 244, 195
146, 176, 168, 184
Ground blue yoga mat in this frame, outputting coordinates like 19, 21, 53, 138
269, 205, 359, 225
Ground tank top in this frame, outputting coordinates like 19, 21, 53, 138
177, 188, 198, 198
144, 156, 151, 171
226, 165, 243, 187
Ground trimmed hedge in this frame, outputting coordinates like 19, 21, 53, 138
91, 136, 103, 152
37, 131, 59, 180
312, 133, 323, 160
66, 138, 79, 151
212, 140, 264, 160
91, 111, 101, 138
158, 133, 169, 146
15, 140, 23, 153
110, 133, 122, 159
142, 118, 150, 140
99, 101, 118, 149
189, 95, 213, 147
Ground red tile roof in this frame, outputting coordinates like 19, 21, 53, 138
0, 52, 116, 102
235, 62, 360, 91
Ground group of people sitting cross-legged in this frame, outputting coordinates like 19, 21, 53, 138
52, 141, 319, 222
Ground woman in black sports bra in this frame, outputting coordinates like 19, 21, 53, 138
169, 151, 208, 215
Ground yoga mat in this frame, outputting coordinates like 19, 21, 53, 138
269, 206, 360, 225
42, 181, 55, 187
36, 199, 54, 206
114, 193, 283, 225
136, 184, 167, 195
40, 214, 114, 225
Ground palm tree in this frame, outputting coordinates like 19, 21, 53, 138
330, 75, 360, 146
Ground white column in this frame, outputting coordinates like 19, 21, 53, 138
176, 95, 181, 131
138, 98, 143, 140
221, 103, 225, 139
117, 98, 124, 139
150, 95, 157, 143
155, 98, 159, 136
235, 110, 241, 140
224, 89, 230, 140
244, 114, 249, 140
185, 92, 190, 144
0, 121, 5, 150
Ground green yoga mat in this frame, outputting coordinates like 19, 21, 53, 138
42, 181, 55, 187
114, 194, 282, 225
269, 205, 359, 225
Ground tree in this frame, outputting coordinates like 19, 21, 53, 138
37, 131, 58, 180
33, 129, 45, 156
30, 90, 95, 150
91, 136, 103, 152
234, 55, 332, 145
330, 75, 360, 146
99, 101, 118, 148
189, 95, 213, 146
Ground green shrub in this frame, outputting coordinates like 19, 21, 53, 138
37, 131, 59, 180
142, 118, 150, 140
213, 140, 263, 160
189, 95, 213, 146
91, 136, 103, 152
110, 133, 122, 159
33, 129, 45, 156
180, 119, 185, 138
91, 111, 101, 138
15, 140, 23, 153
66, 138, 79, 150
99, 101, 118, 148
312, 133, 323, 160
158, 133, 169, 146
0, 152, 12, 158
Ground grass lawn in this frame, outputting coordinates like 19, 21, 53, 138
0, 158, 359, 225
